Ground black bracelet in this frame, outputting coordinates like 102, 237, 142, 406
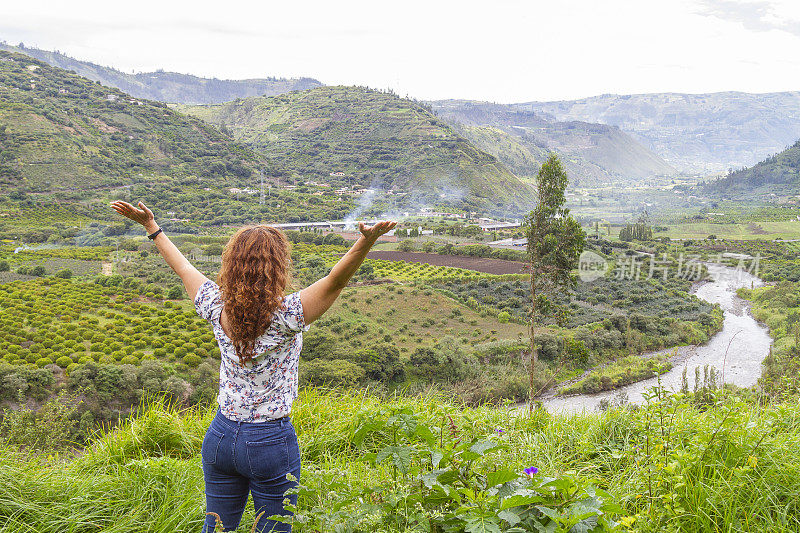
147, 228, 163, 240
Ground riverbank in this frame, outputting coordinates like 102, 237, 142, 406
541, 264, 772, 412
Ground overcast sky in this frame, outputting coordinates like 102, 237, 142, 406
2, 0, 799, 103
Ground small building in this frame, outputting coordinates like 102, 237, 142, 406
479, 222, 522, 231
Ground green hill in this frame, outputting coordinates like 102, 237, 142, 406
181, 86, 535, 212
0, 42, 322, 104
0, 51, 264, 192
705, 139, 800, 197
431, 100, 676, 186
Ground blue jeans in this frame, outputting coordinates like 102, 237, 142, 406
201, 409, 301, 532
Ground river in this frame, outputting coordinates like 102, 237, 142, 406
542, 263, 772, 413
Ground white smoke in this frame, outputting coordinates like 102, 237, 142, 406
344, 188, 377, 230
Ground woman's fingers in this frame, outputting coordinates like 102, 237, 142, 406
138, 201, 154, 219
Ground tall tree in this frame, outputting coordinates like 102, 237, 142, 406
525, 153, 585, 412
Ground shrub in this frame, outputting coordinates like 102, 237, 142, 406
300, 359, 365, 387
355, 344, 404, 382
54, 269, 73, 279
55, 356, 73, 368
121, 355, 140, 366
182, 354, 202, 368
167, 286, 183, 299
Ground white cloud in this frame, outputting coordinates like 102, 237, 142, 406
0, 0, 799, 102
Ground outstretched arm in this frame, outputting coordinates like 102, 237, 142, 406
299, 220, 396, 324
110, 200, 209, 300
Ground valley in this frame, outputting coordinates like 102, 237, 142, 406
2, 38, 800, 533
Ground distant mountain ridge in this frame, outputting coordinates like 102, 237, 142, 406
520, 92, 800, 175
0, 42, 322, 104
181, 86, 536, 212
430, 100, 675, 186
705, 139, 800, 197
0, 50, 263, 192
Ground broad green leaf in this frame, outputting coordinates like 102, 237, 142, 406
470, 439, 500, 456
535, 506, 559, 521
464, 515, 502, 533
376, 445, 412, 474
487, 469, 519, 488
431, 450, 444, 468
421, 468, 447, 489
415, 423, 436, 446
497, 509, 521, 526
500, 493, 541, 510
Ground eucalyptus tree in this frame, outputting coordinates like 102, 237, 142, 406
524, 153, 585, 411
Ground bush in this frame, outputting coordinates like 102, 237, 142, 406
300, 359, 365, 387
354, 344, 404, 382
55, 356, 73, 368
182, 354, 202, 367
166, 286, 183, 299
31, 266, 47, 277
0, 261, 9, 272
54, 269, 73, 279
121, 355, 140, 366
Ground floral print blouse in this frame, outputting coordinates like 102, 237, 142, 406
194, 279, 309, 422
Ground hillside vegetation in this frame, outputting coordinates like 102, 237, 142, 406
0, 42, 322, 104
705, 139, 800, 197
0, 51, 263, 192
522, 91, 800, 174
181, 86, 536, 212
431, 100, 675, 186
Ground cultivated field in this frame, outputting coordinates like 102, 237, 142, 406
367, 250, 527, 275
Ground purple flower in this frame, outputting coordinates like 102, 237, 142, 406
523, 466, 539, 478
495, 427, 505, 435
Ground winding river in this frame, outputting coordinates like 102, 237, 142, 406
542, 264, 773, 413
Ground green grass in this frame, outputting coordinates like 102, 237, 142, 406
3, 390, 800, 531
561, 354, 673, 395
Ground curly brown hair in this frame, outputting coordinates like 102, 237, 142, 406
217, 225, 292, 365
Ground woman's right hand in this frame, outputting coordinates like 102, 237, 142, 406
358, 220, 397, 242
111, 200, 158, 232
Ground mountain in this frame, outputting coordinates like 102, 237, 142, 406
0, 50, 263, 192
704, 139, 800, 197
431, 100, 675, 186
180, 86, 536, 212
0, 42, 322, 104
520, 92, 800, 175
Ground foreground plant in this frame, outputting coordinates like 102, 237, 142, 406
276, 406, 620, 532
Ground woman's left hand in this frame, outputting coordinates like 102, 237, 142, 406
111, 200, 157, 230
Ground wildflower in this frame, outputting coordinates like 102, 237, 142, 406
495, 427, 505, 435
523, 466, 538, 478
